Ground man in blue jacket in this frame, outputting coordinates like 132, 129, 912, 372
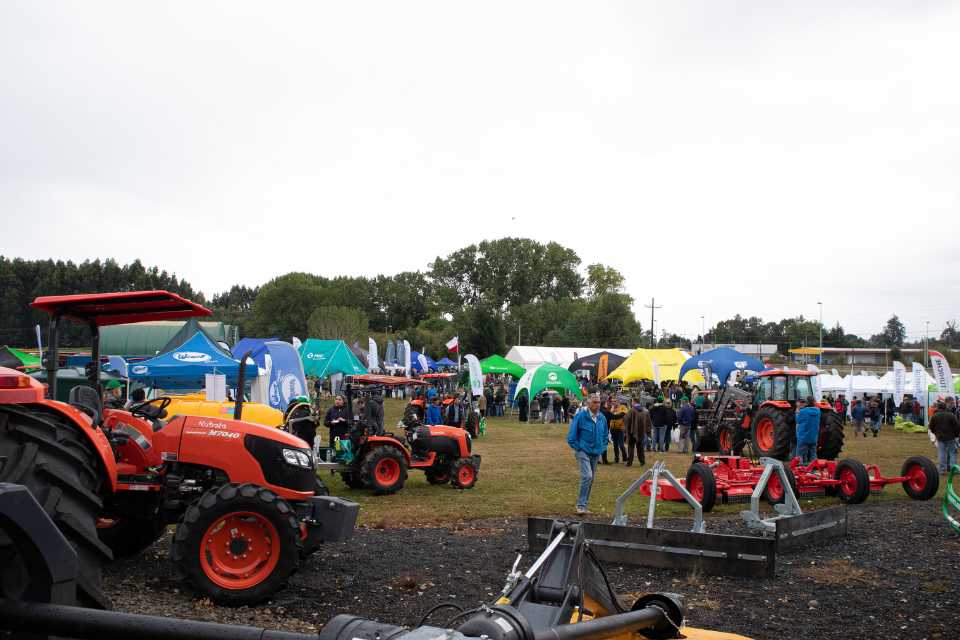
567, 394, 609, 514
794, 396, 821, 465
425, 396, 443, 425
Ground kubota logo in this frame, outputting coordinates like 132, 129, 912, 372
173, 351, 211, 363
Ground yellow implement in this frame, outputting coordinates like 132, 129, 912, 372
163, 393, 283, 427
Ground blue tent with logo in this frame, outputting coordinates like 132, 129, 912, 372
129, 331, 251, 390
410, 351, 437, 373
232, 337, 277, 369
435, 357, 457, 367
679, 347, 765, 387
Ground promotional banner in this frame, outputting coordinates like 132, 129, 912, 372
652, 359, 661, 386
465, 353, 483, 397
385, 339, 396, 365
892, 361, 906, 406
291, 337, 302, 350
402, 340, 412, 377
367, 338, 379, 371
807, 364, 822, 401
845, 372, 854, 416
265, 341, 308, 410
912, 362, 926, 407
417, 353, 429, 374
929, 350, 955, 397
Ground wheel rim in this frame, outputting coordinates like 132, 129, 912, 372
375, 458, 401, 486
767, 474, 784, 500
688, 473, 704, 500
839, 467, 858, 496
718, 429, 731, 451
457, 464, 475, 485
96, 518, 120, 530
905, 463, 926, 492
201, 512, 280, 590
755, 418, 774, 452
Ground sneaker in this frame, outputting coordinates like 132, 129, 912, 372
576, 506, 587, 514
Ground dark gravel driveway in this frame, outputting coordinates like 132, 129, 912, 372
105, 499, 959, 639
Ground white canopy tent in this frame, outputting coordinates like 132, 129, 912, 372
504, 345, 635, 371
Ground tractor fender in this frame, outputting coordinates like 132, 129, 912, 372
760, 400, 792, 410
424, 424, 473, 456
33, 399, 120, 491
362, 436, 412, 465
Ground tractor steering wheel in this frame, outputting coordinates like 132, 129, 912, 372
129, 396, 172, 421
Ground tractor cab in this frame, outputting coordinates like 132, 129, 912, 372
754, 370, 829, 410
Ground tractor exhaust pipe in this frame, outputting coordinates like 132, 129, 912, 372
233, 349, 252, 421
0, 599, 312, 640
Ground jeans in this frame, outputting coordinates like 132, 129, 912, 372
870, 418, 881, 433
654, 425, 669, 451
575, 450, 599, 509
610, 430, 626, 462
795, 442, 817, 465
678, 425, 692, 453
937, 439, 958, 473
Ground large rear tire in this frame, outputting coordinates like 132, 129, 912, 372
685, 462, 717, 512
816, 412, 845, 460
0, 404, 112, 608
751, 408, 793, 460
361, 446, 408, 494
172, 483, 301, 606
97, 517, 167, 559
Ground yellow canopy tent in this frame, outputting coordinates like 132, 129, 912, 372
605, 348, 705, 384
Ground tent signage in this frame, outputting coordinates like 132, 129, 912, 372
131, 365, 148, 375
173, 351, 212, 363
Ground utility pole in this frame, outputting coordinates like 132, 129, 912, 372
518, 322, 521, 346
925, 320, 930, 367
644, 297, 662, 348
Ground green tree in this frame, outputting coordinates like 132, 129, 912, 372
584, 264, 625, 298
457, 306, 506, 358
247, 272, 327, 339
307, 305, 369, 343
870, 314, 906, 347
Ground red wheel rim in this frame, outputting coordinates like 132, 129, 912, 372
905, 464, 926, 492
767, 474, 784, 500
688, 473, 704, 500
96, 518, 120, 530
755, 418, 774, 452
839, 467, 858, 496
458, 464, 475, 485
201, 512, 279, 590
718, 429, 731, 451
375, 458, 401, 486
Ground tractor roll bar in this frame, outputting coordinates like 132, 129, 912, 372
233, 349, 253, 420
0, 599, 311, 640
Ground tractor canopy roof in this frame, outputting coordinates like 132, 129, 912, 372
31, 291, 211, 327
757, 369, 815, 377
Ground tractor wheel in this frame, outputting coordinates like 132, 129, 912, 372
692, 429, 716, 453
313, 475, 330, 496
361, 446, 408, 494
97, 517, 167, 559
833, 459, 870, 504
451, 457, 479, 490
900, 456, 939, 500
341, 469, 367, 490
0, 404, 112, 608
816, 412, 845, 460
717, 425, 747, 456
751, 408, 793, 460
762, 465, 798, 506
685, 462, 717, 512
172, 483, 301, 606
425, 465, 452, 485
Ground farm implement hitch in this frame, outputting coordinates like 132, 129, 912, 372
0, 483, 752, 640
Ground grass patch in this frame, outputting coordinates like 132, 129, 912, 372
324, 399, 942, 526
799, 559, 874, 585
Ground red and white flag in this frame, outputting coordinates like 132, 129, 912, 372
445, 336, 459, 353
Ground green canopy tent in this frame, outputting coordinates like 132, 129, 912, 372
0, 346, 41, 371
480, 354, 526, 379
299, 339, 367, 378
513, 363, 583, 401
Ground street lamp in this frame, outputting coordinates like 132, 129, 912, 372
817, 302, 823, 366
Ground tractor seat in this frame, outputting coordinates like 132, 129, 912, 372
68, 385, 102, 426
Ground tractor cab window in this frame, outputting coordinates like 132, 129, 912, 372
789, 376, 814, 401
771, 376, 787, 401
755, 378, 772, 403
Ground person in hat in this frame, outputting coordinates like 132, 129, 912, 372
103, 379, 125, 409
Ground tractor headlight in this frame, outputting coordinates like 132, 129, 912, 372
282, 448, 312, 468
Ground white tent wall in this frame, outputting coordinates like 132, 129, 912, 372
505, 346, 635, 371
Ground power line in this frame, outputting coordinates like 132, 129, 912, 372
644, 297, 662, 348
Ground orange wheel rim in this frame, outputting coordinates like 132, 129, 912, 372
719, 429, 731, 451
905, 464, 926, 491
375, 458, 401, 485
756, 418, 774, 451
201, 512, 279, 590
458, 465, 475, 485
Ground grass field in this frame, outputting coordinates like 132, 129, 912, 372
323, 398, 947, 526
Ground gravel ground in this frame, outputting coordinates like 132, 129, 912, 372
105, 499, 960, 640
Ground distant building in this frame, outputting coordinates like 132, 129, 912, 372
691, 343, 779, 358
788, 347, 924, 366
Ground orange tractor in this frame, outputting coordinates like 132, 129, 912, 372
694, 369, 844, 460
0, 291, 357, 608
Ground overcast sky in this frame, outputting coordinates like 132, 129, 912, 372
2, 1, 958, 343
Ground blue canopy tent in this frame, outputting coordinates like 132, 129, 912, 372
435, 357, 457, 367
129, 332, 252, 390
232, 337, 277, 369
679, 347, 765, 387
410, 351, 437, 373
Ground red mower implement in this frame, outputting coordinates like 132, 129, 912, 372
0, 291, 357, 608
641, 454, 939, 512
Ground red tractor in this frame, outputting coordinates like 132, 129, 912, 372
0, 291, 357, 608
695, 369, 844, 460
315, 377, 481, 494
